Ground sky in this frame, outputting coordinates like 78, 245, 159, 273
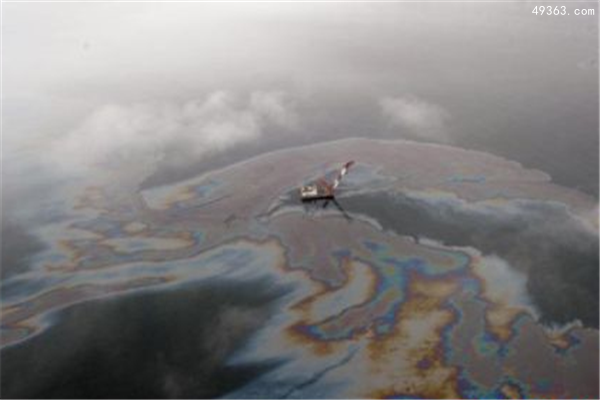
3, 2, 599, 219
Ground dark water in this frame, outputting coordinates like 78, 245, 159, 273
1, 278, 290, 399
1, 219, 45, 280
340, 192, 599, 328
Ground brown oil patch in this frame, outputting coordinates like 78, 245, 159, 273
500, 382, 525, 399
295, 258, 380, 321
485, 305, 524, 342
285, 323, 337, 356
363, 274, 462, 399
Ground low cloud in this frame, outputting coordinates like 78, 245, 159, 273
380, 95, 451, 143
51, 91, 297, 181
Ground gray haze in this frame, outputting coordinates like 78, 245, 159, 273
3, 2, 598, 221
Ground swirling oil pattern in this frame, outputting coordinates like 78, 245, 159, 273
1, 138, 598, 398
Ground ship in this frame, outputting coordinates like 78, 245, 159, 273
300, 161, 355, 201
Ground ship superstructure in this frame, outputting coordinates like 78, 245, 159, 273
300, 161, 354, 201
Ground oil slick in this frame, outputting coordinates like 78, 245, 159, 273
1, 138, 597, 398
